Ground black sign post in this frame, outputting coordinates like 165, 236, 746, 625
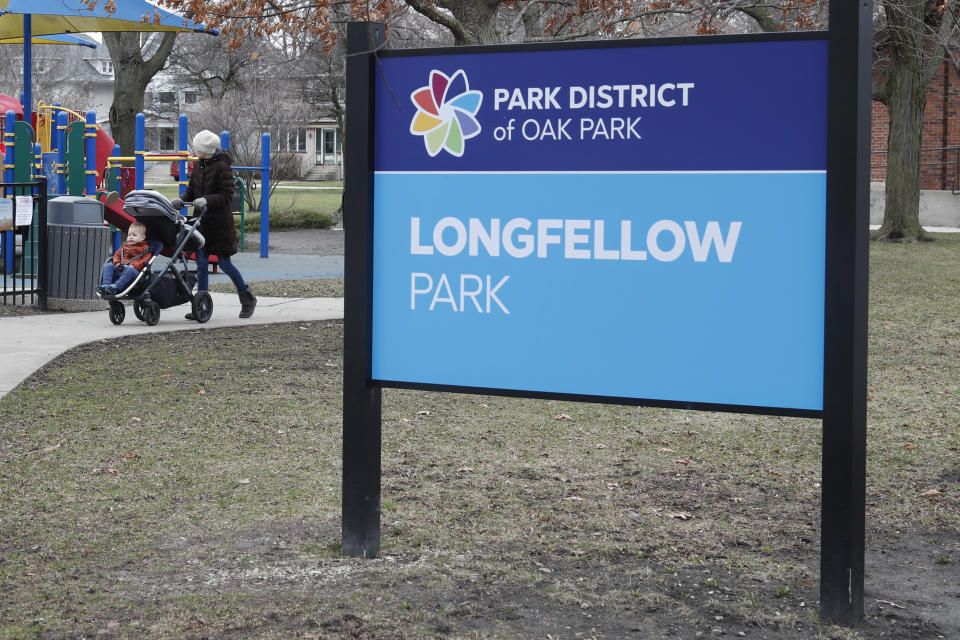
342, 21, 386, 559
820, 0, 871, 625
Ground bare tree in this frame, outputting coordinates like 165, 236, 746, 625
168, 30, 264, 101
187, 77, 310, 211
0, 44, 98, 113
872, 0, 960, 241
104, 32, 179, 155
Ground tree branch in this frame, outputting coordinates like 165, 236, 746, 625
922, 0, 960, 85
404, 0, 468, 44
736, 4, 780, 33
144, 32, 179, 77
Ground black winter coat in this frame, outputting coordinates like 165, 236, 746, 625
182, 151, 237, 256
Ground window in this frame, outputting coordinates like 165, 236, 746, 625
323, 130, 335, 154
159, 91, 175, 105
98, 60, 114, 75
184, 92, 198, 105
280, 129, 307, 153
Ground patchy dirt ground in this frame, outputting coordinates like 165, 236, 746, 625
2, 320, 957, 639
240, 228, 344, 256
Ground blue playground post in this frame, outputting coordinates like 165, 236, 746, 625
111, 143, 122, 251
178, 114, 188, 204
84, 111, 96, 198
55, 111, 67, 194
135, 113, 145, 191
3, 110, 14, 274
261, 132, 270, 258
111, 144, 121, 187
232, 133, 270, 258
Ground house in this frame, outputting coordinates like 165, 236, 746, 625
304, 117, 343, 180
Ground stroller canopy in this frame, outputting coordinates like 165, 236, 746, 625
123, 190, 203, 251
123, 190, 181, 220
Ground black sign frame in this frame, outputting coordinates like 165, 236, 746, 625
343, 1, 870, 625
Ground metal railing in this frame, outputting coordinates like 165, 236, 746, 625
1, 178, 48, 310
870, 146, 960, 194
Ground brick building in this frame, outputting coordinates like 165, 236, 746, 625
871, 61, 960, 191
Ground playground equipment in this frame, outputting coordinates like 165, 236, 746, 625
1, 98, 272, 307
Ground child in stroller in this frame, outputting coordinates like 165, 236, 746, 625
97, 221, 155, 297
96, 190, 213, 326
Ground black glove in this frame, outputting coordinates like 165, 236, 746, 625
170, 197, 183, 209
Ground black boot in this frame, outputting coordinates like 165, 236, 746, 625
238, 287, 257, 318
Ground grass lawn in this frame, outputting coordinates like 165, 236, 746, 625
0, 236, 958, 639
145, 181, 343, 217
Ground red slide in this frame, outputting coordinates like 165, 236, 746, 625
97, 192, 136, 229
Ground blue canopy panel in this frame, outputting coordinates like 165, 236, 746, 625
0, 33, 97, 47
0, 0, 218, 39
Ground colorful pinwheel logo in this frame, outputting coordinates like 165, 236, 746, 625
410, 69, 482, 157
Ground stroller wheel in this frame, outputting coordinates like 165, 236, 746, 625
191, 291, 213, 323
108, 301, 125, 325
143, 301, 161, 326
133, 301, 146, 321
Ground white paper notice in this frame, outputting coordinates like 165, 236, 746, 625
15, 196, 33, 226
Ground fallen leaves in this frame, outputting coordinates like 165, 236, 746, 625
92, 467, 118, 476
921, 488, 944, 497
554, 413, 573, 421
668, 512, 693, 521
904, 443, 918, 450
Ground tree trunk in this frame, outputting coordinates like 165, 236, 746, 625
104, 32, 178, 156
874, 60, 931, 241
440, 0, 501, 44
873, 0, 937, 242
406, 0, 502, 45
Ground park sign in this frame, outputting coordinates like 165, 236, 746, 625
346, 12, 870, 624
369, 34, 828, 415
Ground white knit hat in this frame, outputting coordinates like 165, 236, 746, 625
192, 130, 221, 155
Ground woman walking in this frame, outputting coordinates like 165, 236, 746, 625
171, 130, 257, 319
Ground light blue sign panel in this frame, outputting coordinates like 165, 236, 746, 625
371, 37, 827, 411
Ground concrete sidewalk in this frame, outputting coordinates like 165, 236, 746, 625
0, 292, 344, 399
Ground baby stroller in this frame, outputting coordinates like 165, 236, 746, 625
97, 190, 212, 326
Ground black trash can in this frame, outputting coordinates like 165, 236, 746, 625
46, 196, 111, 300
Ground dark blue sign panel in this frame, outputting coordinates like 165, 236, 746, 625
371, 37, 828, 412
